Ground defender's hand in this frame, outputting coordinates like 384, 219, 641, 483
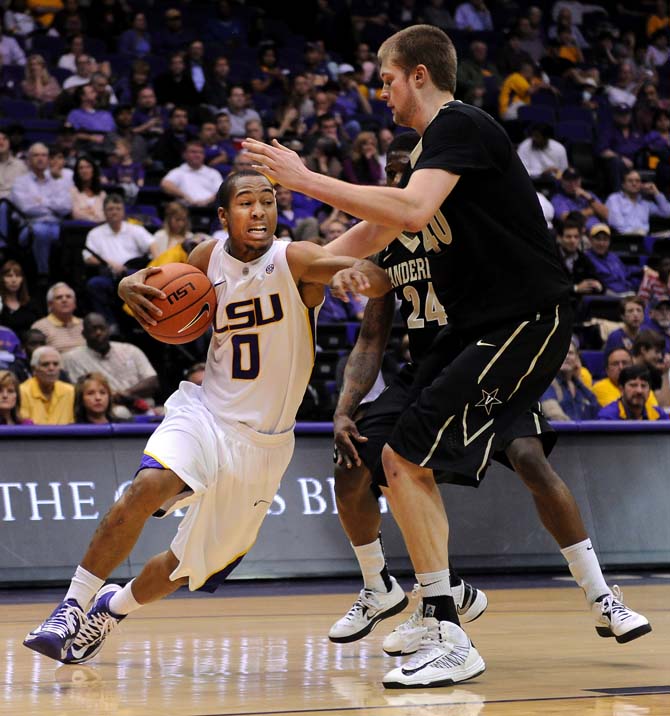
333, 413, 368, 468
330, 267, 370, 301
241, 138, 309, 190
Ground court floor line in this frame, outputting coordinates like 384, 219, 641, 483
197, 689, 668, 716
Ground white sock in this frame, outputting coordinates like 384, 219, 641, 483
109, 579, 143, 616
416, 569, 452, 599
352, 538, 388, 592
65, 565, 105, 610
560, 538, 611, 604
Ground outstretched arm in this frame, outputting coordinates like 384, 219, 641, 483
287, 240, 391, 303
323, 220, 402, 259
333, 293, 396, 468
243, 138, 459, 232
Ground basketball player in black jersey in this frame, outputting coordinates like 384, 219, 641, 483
243, 25, 651, 688
328, 132, 493, 650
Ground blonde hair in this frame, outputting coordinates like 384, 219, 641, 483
0, 370, 20, 424
351, 131, 378, 162
163, 201, 190, 234
74, 372, 113, 423
25, 54, 51, 84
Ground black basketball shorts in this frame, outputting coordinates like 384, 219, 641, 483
370, 303, 572, 488
352, 370, 556, 490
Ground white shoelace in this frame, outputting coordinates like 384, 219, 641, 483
396, 585, 423, 633
72, 610, 117, 648
601, 585, 632, 622
39, 602, 84, 639
340, 589, 384, 623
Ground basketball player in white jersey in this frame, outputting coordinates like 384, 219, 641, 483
24, 170, 391, 665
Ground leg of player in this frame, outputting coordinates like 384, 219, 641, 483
506, 437, 651, 643
330, 459, 488, 649
380, 447, 485, 689
328, 463, 408, 643
23, 468, 186, 662
62, 549, 190, 665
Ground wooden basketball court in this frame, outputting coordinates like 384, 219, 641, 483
2, 580, 668, 716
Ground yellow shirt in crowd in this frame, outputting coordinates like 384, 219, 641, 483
499, 72, 531, 117
591, 377, 659, 414
19, 377, 74, 425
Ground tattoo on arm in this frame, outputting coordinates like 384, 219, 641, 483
337, 351, 381, 417
335, 293, 395, 417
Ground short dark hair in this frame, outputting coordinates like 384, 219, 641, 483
388, 130, 420, 154
559, 217, 582, 234
74, 83, 91, 105
317, 113, 337, 128
620, 295, 645, 316
215, 170, 271, 209
605, 346, 632, 366
530, 122, 553, 138
618, 364, 651, 388
113, 104, 133, 118
632, 329, 665, 356
379, 24, 457, 93
103, 193, 125, 208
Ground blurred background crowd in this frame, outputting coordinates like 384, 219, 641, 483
1, 0, 670, 425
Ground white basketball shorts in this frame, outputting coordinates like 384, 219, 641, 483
143, 381, 295, 591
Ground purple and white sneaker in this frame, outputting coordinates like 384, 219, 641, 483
63, 585, 126, 664
24, 599, 86, 662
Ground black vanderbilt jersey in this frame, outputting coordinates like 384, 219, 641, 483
407, 101, 571, 332
380, 230, 447, 362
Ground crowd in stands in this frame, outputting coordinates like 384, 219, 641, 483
1, 0, 670, 423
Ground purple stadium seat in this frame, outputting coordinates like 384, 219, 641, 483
31, 35, 65, 62
517, 104, 556, 126
22, 118, 62, 131
84, 37, 107, 59
25, 130, 59, 144
581, 295, 624, 322
0, 97, 38, 118
52, 67, 72, 84
558, 106, 594, 125
556, 120, 593, 144
531, 89, 559, 109
580, 350, 605, 380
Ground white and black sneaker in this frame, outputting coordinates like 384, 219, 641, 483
592, 585, 652, 644
382, 585, 424, 656
328, 576, 408, 643
383, 581, 488, 657
382, 618, 486, 689
454, 581, 488, 623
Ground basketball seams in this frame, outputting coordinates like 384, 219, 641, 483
152, 286, 216, 330
144, 263, 216, 343
151, 270, 204, 293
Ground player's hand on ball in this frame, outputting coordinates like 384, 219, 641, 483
118, 267, 166, 326
330, 266, 371, 302
333, 413, 368, 468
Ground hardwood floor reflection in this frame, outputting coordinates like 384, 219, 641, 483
2, 582, 668, 716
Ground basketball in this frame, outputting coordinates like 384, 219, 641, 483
142, 263, 216, 344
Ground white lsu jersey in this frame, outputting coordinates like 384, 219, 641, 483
201, 239, 319, 434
